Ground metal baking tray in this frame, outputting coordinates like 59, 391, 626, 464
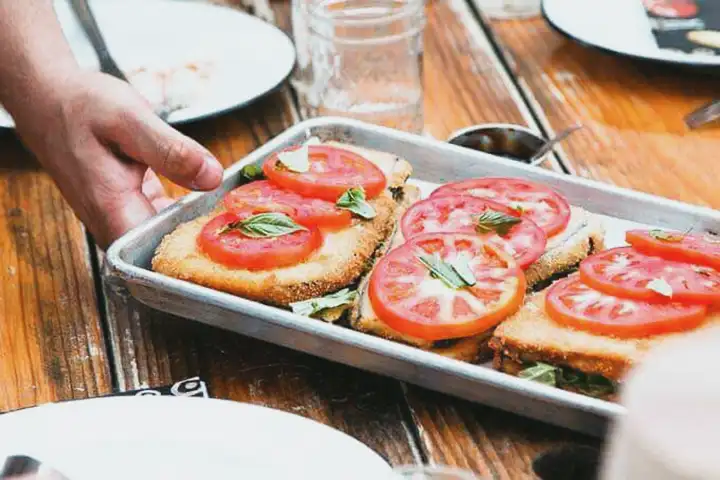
105, 117, 720, 436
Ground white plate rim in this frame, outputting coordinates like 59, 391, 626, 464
0, 396, 392, 479
542, 0, 720, 68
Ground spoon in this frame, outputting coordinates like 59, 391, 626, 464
529, 123, 584, 166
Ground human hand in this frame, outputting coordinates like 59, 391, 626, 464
7, 70, 223, 249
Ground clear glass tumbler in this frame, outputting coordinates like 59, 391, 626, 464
295, 0, 425, 133
474, 0, 541, 19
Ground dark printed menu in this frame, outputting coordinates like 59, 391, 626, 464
643, 0, 720, 56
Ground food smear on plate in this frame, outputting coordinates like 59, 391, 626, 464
128, 60, 215, 115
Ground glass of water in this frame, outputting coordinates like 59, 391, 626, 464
294, 0, 425, 133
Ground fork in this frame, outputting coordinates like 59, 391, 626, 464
684, 99, 720, 129
67, 0, 174, 122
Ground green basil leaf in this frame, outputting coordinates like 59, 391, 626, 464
518, 362, 558, 387
240, 164, 265, 182
449, 253, 476, 287
417, 253, 474, 289
219, 213, 306, 238
336, 187, 377, 219
648, 229, 684, 243
558, 367, 615, 397
475, 209, 522, 236
290, 288, 358, 317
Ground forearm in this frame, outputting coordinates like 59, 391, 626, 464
0, 1, 80, 118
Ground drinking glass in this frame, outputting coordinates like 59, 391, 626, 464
292, 0, 426, 133
391, 465, 483, 479
473, 0, 541, 19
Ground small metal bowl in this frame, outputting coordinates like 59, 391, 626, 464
446, 123, 547, 163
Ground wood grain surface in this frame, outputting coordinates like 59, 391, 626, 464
0, 130, 111, 411
487, 17, 720, 208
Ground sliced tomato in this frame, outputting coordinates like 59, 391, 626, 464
431, 177, 571, 237
263, 145, 386, 202
224, 180, 352, 230
368, 232, 526, 340
579, 247, 720, 304
198, 212, 322, 270
643, 0, 698, 18
626, 229, 720, 272
546, 275, 707, 338
400, 194, 547, 269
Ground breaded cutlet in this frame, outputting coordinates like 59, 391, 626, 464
490, 290, 720, 399
349, 193, 606, 362
151, 143, 412, 306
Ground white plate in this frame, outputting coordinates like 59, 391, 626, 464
542, 0, 720, 67
0, 396, 392, 479
0, 0, 296, 128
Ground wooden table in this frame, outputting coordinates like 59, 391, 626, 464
2, 0, 719, 477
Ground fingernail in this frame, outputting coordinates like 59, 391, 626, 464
191, 155, 224, 190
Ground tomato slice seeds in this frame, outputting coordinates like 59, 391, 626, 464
263, 145, 387, 202
198, 212, 323, 271
368, 233, 526, 340
546, 275, 707, 338
626, 229, 720, 272
400, 194, 547, 269
431, 177, 571, 237
579, 247, 720, 304
224, 180, 352, 230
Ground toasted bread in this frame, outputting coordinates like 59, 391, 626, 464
490, 290, 720, 388
151, 143, 412, 306
347, 186, 489, 362
525, 206, 605, 291
349, 190, 606, 361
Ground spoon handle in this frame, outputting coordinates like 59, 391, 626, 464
530, 123, 584, 166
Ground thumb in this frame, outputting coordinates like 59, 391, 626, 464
101, 107, 224, 191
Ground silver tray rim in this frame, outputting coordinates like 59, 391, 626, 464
105, 116, 720, 434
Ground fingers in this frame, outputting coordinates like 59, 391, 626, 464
142, 169, 176, 212
94, 190, 157, 250
97, 104, 224, 191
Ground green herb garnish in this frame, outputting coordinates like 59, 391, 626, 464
290, 288, 358, 317
417, 253, 476, 289
240, 164, 265, 182
218, 212, 306, 238
518, 362, 617, 397
649, 229, 684, 243
337, 187, 377, 219
518, 362, 557, 386
475, 209, 522, 236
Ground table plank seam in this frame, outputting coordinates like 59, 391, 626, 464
85, 241, 121, 392
463, 0, 572, 175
